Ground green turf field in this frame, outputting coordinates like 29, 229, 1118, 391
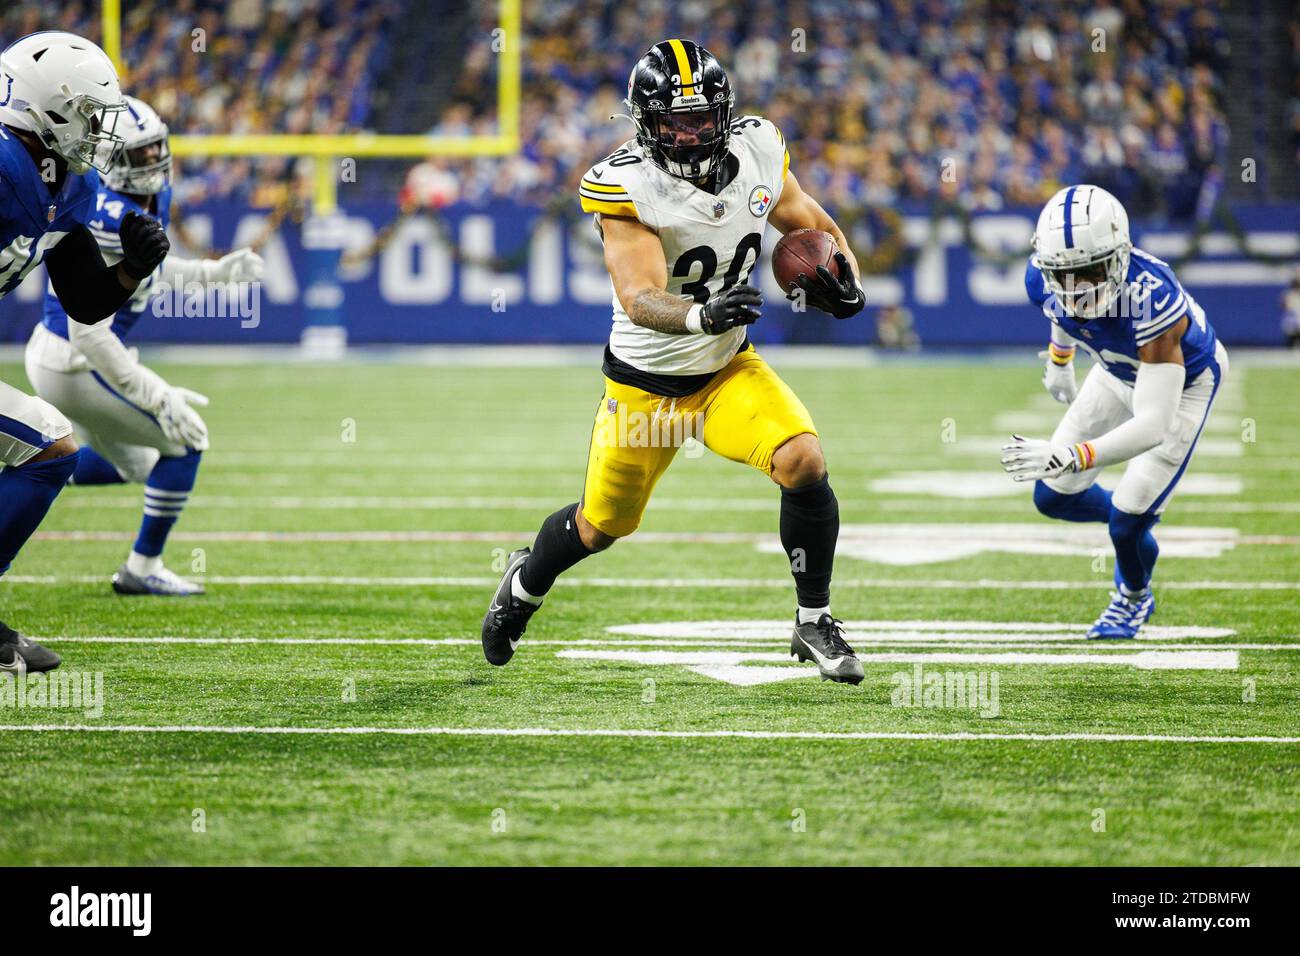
2, 351, 1297, 865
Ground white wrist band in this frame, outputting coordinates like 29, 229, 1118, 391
685, 303, 704, 334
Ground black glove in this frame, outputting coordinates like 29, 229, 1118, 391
119, 210, 170, 280
792, 251, 864, 319
699, 283, 762, 335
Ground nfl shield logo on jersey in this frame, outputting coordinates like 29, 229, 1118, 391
712, 200, 725, 219
607, 398, 618, 414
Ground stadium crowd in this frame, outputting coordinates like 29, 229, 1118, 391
0, 0, 1257, 224
438, 0, 1236, 223
1, 0, 401, 207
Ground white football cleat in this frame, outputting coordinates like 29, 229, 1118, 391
112, 563, 205, 596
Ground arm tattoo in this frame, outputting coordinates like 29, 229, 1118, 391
629, 288, 693, 334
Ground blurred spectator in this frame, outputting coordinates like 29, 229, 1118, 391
875, 305, 921, 351
1282, 270, 1300, 349
400, 158, 460, 212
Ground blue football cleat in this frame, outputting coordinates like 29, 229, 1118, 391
1087, 587, 1155, 640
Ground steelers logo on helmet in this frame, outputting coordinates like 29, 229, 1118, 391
625, 38, 735, 181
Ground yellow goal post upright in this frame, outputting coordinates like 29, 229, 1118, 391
101, 0, 523, 354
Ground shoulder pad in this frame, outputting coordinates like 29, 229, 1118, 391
1024, 258, 1051, 307
730, 115, 789, 181
579, 146, 644, 219
1128, 248, 1187, 345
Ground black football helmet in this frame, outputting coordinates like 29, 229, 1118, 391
625, 39, 735, 180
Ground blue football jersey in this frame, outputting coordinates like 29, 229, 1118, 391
1025, 247, 1218, 385
42, 180, 172, 341
0, 126, 100, 299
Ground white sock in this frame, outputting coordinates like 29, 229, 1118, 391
127, 551, 163, 577
797, 605, 831, 626
510, 568, 543, 606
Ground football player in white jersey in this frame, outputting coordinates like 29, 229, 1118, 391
0, 33, 171, 671
482, 40, 867, 683
26, 95, 263, 596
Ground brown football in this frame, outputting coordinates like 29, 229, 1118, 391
772, 228, 838, 295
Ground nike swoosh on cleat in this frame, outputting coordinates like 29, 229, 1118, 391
796, 636, 845, 670
488, 601, 504, 615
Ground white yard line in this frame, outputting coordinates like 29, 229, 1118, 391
557, 648, 1239, 670
0, 724, 1295, 744
31, 529, 1300, 546
6, 574, 1298, 590
606, 619, 1240, 640
49, 495, 1300, 513
33, 636, 1297, 652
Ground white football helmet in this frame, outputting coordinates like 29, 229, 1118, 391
105, 95, 170, 195
1032, 184, 1131, 319
0, 31, 126, 174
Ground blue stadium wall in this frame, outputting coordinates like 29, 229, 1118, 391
2, 202, 1295, 347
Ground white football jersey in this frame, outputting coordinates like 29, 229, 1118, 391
580, 115, 790, 375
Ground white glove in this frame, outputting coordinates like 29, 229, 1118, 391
121, 362, 170, 414
1000, 434, 1088, 482
1039, 349, 1077, 404
209, 248, 264, 283
68, 318, 169, 410
157, 386, 210, 451
66, 317, 209, 449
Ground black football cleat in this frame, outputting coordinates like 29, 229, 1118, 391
480, 548, 539, 666
791, 613, 863, 685
0, 622, 61, 674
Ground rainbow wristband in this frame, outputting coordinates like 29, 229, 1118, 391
1048, 342, 1076, 366
1072, 441, 1097, 470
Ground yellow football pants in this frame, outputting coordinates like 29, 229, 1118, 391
580, 348, 817, 537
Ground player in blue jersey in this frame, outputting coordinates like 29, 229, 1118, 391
0, 33, 171, 670
1001, 184, 1229, 639
26, 95, 263, 596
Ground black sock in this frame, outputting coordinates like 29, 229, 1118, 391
518, 502, 593, 597
779, 475, 839, 609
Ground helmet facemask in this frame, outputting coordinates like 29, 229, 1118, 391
1035, 243, 1131, 320
40, 92, 126, 173
110, 131, 171, 195
634, 99, 732, 180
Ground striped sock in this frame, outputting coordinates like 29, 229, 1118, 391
133, 450, 201, 559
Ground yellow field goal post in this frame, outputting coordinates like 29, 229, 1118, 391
100, 0, 523, 214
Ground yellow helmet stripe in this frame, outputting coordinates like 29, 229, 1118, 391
667, 39, 695, 96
